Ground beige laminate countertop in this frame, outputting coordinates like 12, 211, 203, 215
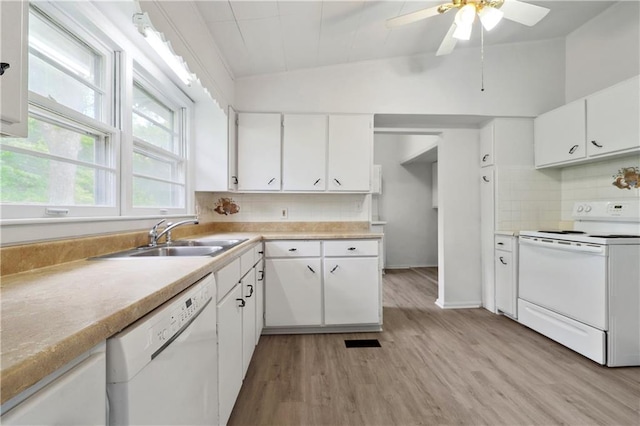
0, 231, 381, 404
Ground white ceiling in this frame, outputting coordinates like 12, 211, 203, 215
196, 0, 616, 78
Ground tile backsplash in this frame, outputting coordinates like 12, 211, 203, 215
196, 192, 370, 223
560, 155, 640, 220
496, 167, 562, 231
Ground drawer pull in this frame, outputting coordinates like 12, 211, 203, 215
236, 298, 246, 308
347, 247, 356, 251
246, 284, 254, 297
330, 265, 339, 273
499, 257, 507, 265
288, 248, 297, 252
307, 265, 316, 274
497, 242, 504, 245
258, 250, 264, 255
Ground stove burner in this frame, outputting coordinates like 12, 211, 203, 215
537, 230, 586, 234
587, 234, 640, 238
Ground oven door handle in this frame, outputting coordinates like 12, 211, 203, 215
519, 237, 605, 255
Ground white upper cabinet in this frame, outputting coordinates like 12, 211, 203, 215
479, 122, 494, 167
0, 0, 28, 137
328, 114, 372, 192
237, 112, 282, 191
586, 76, 640, 157
282, 114, 327, 191
535, 75, 640, 168
534, 99, 586, 167
228, 107, 238, 191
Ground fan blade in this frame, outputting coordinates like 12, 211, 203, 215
386, 5, 442, 28
436, 22, 458, 56
499, 0, 550, 26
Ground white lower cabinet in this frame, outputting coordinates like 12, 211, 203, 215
217, 285, 243, 426
1, 344, 106, 425
323, 257, 380, 325
254, 246, 265, 344
265, 257, 322, 326
264, 239, 381, 332
241, 267, 256, 376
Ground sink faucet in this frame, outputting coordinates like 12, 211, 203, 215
148, 219, 199, 246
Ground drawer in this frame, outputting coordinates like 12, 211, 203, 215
253, 243, 264, 262
265, 241, 321, 258
323, 240, 378, 257
240, 247, 255, 276
216, 258, 241, 302
495, 235, 514, 251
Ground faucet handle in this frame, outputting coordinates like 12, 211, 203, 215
148, 219, 166, 246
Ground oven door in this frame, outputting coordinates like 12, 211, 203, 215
518, 237, 607, 330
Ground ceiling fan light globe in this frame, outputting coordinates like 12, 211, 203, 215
479, 6, 504, 31
452, 22, 473, 40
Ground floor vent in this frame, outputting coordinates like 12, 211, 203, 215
344, 339, 381, 348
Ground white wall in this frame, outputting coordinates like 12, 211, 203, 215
436, 129, 482, 309
235, 39, 565, 117
565, 1, 640, 102
374, 134, 438, 269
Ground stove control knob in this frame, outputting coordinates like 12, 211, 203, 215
585, 205, 592, 213
577, 205, 584, 212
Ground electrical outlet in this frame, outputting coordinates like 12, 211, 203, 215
281, 207, 288, 219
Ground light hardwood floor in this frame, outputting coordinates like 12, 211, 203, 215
229, 268, 640, 425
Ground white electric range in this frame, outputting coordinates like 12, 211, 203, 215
518, 200, 640, 367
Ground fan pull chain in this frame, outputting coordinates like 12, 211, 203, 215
481, 25, 485, 92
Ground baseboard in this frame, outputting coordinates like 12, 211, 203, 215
262, 324, 382, 335
385, 264, 438, 270
435, 300, 483, 310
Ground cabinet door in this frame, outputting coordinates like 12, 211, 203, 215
265, 258, 322, 326
587, 76, 640, 157
228, 107, 238, 191
328, 115, 372, 191
282, 114, 327, 191
534, 100, 586, 167
242, 268, 256, 376
495, 250, 516, 317
323, 257, 379, 325
217, 285, 243, 426
237, 113, 281, 191
480, 168, 496, 313
479, 121, 494, 167
0, 0, 28, 137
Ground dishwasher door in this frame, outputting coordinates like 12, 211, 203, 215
107, 275, 217, 425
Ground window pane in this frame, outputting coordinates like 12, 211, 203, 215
132, 85, 178, 153
1, 117, 110, 167
133, 151, 181, 182
133, 177, 184, 208
29, 54, 101, 120
0, 150, 115, 206
29, 9, 103, 120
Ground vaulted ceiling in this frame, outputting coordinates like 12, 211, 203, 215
196, 1, 615, 78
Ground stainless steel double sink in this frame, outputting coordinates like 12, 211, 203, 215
94, 238, 248, 258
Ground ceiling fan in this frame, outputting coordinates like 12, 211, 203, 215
386, 0, 550, 56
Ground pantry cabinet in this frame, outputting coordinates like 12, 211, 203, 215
282, 114, 327, 191
0, 0, 28, 137
328, 115, 372, 191
237, 113, 281, 191
535, 76, 639, 168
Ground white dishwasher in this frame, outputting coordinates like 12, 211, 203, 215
107, 273, 217, 425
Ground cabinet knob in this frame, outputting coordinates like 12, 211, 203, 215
307, 265, 316, 274
591, 140, 603, 148
499, 257, 507, 265
0, 63, 9, 76
482, 154, 489, 162
236, 298, 246, 307
569, 144, 579, 154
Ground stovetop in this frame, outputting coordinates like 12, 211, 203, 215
520, 230, 640, 245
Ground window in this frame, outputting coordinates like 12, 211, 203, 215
130, 80, 187, 212
0, 7, 117, 218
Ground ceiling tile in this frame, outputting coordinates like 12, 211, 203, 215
317, 1, 364, 67
206, 20, 252, 77
277, 1, 323, 17
237, 17, 287, 75
195, 1, 235, 22
230, 1, 279, 20
280, 13, 322, 71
